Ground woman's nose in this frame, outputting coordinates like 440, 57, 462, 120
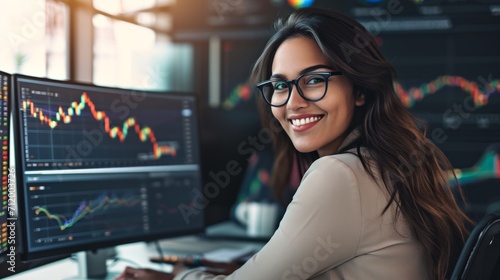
286, 84, 308, 110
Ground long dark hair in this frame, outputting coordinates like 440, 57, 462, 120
251, 8, 471, 280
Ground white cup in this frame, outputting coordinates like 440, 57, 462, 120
245, 202, 278, 238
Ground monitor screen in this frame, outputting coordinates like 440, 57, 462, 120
347, 1, 500, 222
0, 71, 11, 264
379, 32, 499, 169
13, 75, 204, 262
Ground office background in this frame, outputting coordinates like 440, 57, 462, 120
0, 0, 499, 277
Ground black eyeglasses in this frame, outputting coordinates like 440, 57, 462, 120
256, 71, 343, 107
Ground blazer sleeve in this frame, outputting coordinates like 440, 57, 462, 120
175, 156, 363, 280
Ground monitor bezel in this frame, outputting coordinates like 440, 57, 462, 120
12, 74, 206, 261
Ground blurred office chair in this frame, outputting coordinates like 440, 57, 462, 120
450, 209, 500, 280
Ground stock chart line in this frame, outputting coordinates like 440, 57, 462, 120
449, 145, 500, 186
34, 192, 141, 231
396, 75, 500, 108
22, 92, 176, 159
222, 83, 252, 110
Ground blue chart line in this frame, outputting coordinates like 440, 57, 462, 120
35, 192, 141, 231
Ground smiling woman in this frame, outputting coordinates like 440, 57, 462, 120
252, 7, 471, 280
116, 7, 472, 280
266, 37, 363, 156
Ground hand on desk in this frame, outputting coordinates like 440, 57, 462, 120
114, 266, 179, 280
115, 261, 241, 280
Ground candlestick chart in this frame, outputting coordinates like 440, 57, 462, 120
18, 83, 198, 169
22, 92, 177, 159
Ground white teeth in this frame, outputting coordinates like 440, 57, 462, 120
291, 116, 322, 126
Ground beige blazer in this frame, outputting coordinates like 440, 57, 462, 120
176, 133, 430, 280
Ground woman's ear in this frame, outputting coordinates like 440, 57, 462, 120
355, 92, 365, 106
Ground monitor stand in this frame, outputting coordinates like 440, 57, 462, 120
65, 249, 119, 280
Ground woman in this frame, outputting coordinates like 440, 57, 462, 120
116, 7, 470, 280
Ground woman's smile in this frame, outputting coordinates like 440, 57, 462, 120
288, 114, 324, 131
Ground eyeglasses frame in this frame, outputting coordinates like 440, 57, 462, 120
256, 71, 343, 107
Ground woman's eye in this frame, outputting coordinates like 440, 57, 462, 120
273, 82, 288, 91
306, 76, 325, 85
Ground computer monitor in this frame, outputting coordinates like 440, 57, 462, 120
0, 71, 11, 265
12, 74, 204, 278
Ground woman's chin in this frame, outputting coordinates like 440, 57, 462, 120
293, 145, 316, 154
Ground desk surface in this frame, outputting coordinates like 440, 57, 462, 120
3, 221, 265, 280
4, 242, 165, 280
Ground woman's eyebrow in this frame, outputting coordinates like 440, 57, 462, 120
270, 64, 334, 80
300, 64, 334, 74
270, 73, 286, 80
